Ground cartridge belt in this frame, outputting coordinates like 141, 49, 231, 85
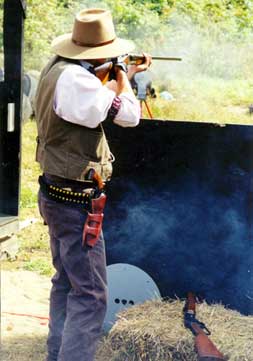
39, 175, 93, 210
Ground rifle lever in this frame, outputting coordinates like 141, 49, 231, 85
184, 312, 211, 336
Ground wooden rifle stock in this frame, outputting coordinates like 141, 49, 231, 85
184, 293, 226, 361
94, 62, 114, 84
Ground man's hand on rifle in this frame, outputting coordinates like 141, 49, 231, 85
127, 52, 152, 80
106, 53, 152, 96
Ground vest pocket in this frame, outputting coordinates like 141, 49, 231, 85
69, 128, 104, 159
66, 153, 112, 181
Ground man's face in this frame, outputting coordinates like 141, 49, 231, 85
86, 58, 108, 67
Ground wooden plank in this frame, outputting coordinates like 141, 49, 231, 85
0, 215, 19, 239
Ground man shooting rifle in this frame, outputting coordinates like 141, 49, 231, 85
94, 53, 182, 83
94, 53, 181, 118
35, 8, 151, 361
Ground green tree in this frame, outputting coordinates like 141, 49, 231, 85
72, 0, 169, 51
24, 0, 75, 69
1, 0, 253, 70
105, 0, 167, 50
133, 0, 173, 15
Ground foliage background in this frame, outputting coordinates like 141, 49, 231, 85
0, 1, 253, 121
1, 0, 253, 70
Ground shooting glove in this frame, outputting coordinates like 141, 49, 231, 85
109, 61, 128, 80
114, 61, 128, 73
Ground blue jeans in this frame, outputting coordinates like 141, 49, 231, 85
38, 189, 107, 361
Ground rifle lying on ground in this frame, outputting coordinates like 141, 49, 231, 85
183, 292, 226, 361
94, 53, 182, 83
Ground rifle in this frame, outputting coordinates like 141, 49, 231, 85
183, 292, 226, 361
94, 53, 182, 83
128, 54, 182, 64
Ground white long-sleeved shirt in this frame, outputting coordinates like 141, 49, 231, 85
53, 63, 140, 128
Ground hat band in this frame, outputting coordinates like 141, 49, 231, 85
72, 37, 116, 48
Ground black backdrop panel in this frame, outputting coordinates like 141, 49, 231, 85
0, 0, 25, 216
103, 119, 253, 315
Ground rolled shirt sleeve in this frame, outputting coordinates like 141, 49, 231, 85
115, 93, 140, 127
54, 64, 140, 128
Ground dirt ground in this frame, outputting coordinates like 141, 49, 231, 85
1, 270, 108, 361
1, 270, 50, 360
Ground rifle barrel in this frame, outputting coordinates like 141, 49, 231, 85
128, 54, 182, 64
152, 56, 182, 61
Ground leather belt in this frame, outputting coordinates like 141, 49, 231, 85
39, 175, 92, 210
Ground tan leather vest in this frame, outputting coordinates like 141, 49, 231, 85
35, 56, 113, 182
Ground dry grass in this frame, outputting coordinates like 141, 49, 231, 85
96, 299, 253, 361
2, 335, 47, 361
3, 298, 253, 361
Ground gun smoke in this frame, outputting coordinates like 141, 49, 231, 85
106, 180, 252, 313
104, 121, 253, 316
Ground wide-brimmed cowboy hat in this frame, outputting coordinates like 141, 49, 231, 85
52, 8, 135, 60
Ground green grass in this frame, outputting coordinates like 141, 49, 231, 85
147, 76, 253, 124
2, 206, 54, 276
20, 120, 41, 209
20, 186, 38, 208
2, 121, 53, 276
24, 258, 53, 276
